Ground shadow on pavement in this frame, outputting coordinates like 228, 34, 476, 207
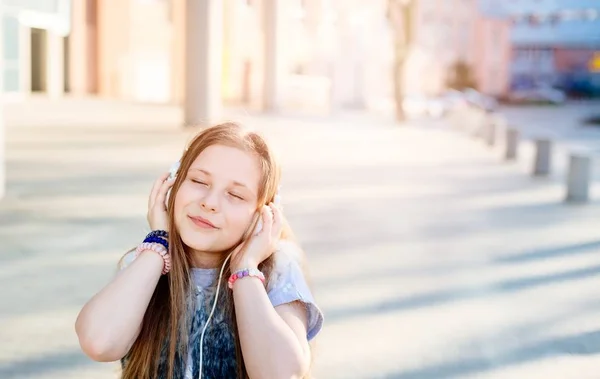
324, 263, 600, 323
0, 349, 107, 379
493, 240, 600, 264
385, 330, 600, 379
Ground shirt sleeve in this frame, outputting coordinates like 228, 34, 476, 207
267, 242, 324, 341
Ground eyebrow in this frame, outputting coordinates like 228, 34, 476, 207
189, 168, 254, 192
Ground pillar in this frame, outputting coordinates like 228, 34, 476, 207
46, 31, 64, 98
0, 4, 4, 200
533, 139, 552, 177
505, 128, 519, 160
565, 154, 592, 203
263, 0, 283, 112
69, 0, 97, 94
19, 23, 31, 94
184, 0, 223, 127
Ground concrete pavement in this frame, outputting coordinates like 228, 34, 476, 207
2, 98, 600, 378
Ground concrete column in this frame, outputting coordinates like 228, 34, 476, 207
533, 138, 552, 177
171, 0, 185, 104
46, 31, 64, 98
69, 0, 93, 95
19, 24, 31, 94
263, 0, 283, 112
184, 0, 223, 126
565, 154, 592, 203
469, 109, 483, 137
485, 117, 496, 146
0, 5, 4, 200
505, 128, 519, 160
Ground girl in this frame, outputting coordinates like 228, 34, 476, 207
75, 123, 324, 379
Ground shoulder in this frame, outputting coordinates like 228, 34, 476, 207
266, 240, 324, 341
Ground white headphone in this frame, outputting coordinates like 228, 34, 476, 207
198, 251, 232, 379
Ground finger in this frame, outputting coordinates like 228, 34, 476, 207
230, 242, 244, 258
155, 176, 176, 210
270, 202, 283, 238
149, 172, 170, 208
259, 205, 273, 237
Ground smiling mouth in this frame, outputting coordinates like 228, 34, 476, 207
188, 215, 218, 229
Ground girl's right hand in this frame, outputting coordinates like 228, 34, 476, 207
147, 172, 176, 231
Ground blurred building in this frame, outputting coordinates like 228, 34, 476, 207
1, 0, 514, 110
66, 0, 395, 111
482, 0, 600, 94
401, 0, 511, 98
1, 0, 71, 99
0, 0, 72, 200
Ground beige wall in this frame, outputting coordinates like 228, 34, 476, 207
129, 0, 172, 102
94, 0, 172, 102
474, 17, 511, 96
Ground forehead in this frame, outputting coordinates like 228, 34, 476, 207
190, 144, 262, 189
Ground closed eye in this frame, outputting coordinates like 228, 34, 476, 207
229, 192, 244, 200
191, 179, 208, 186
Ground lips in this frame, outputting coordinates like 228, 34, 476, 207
188, 215, 218, 229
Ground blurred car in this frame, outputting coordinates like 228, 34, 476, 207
434, 90, 470, 115
403, 93, 466, 119
462, 88, 498, 112
509, 86, 566, 104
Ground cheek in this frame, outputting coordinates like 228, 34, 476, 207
224, 205, 255, 235
172, 185, 196, 224
173, 183, 201, 209
173, 186, 188, 208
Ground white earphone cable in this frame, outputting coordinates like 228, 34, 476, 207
198, 251, 232, 379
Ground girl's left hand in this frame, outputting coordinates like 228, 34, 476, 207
230, 202, 283, 273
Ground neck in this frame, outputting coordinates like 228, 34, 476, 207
190, 250, 226, 269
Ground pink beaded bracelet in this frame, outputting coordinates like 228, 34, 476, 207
228, 268, 265, 289
136, 242, 172, 275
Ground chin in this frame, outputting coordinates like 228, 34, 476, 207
178, 228, 233, 253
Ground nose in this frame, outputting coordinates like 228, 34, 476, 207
200, 190, 219, 213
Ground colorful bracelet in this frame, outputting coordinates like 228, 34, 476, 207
228, 268, 265, 289
143, 235, 169, 250
136, 242, 172, 275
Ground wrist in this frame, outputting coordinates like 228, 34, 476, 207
230, 258, 259, 274
136, 242, 172, 275
228, 267, 265, 289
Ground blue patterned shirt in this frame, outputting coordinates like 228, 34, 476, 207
120, 241, 324, 378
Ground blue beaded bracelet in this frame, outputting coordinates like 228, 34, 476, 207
146, 230, 168, 239
143, 235, 168, 250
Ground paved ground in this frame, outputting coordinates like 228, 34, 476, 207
2, 98, 600, 378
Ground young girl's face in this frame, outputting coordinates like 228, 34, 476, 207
173, 144, 262, 254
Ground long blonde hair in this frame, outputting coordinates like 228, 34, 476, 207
121, 122, 299, 378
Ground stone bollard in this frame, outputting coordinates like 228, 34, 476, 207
505, 128, 519, 160
485, 117, 496, 146
565, 153, 592, 203
532, 139, 552, 177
